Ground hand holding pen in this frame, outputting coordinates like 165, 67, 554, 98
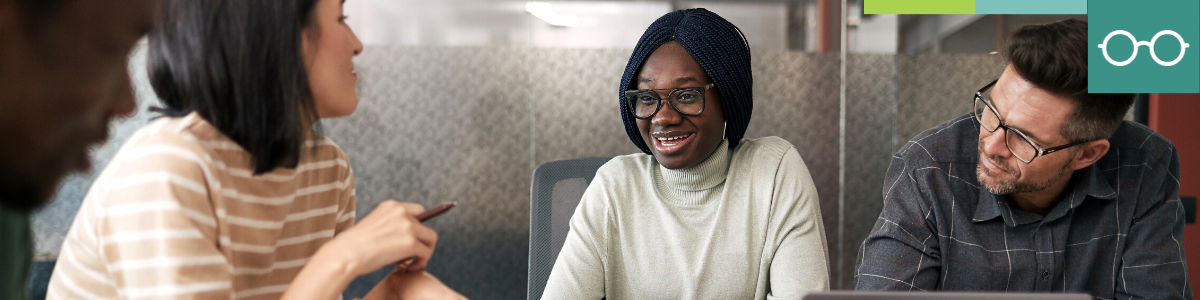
330, 201, 464, 300
299, 199, 440, 284
396, 202, 457, 270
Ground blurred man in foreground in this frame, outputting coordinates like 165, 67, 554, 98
0, 0, 158, 298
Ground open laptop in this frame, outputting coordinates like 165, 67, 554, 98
802, 291, 1092, 300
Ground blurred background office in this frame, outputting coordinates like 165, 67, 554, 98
27, 0, 1198, 299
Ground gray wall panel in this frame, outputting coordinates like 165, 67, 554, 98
326, 46, 533, 299
896, 54, 1004, 142
842, 53, 898, 289
529, 48, 639, 166
746, 51, 841, 286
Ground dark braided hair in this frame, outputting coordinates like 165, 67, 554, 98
619, 8, 753, 154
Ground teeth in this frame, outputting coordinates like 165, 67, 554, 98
657, 134, 691, 141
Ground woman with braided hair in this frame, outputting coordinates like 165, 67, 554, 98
543, 8, 830, 299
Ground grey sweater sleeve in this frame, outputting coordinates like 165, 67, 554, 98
541, 172, 611, 299
766, 148, 831, 299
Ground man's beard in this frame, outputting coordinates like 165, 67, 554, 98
976, 140, 1070, 195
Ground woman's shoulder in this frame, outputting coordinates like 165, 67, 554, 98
302, 134, 353, 180
732, 136, 801, 164
305, 134, 351, 163
100, 115, 228, 178
729, 136, 814, 186
595, 153, 655, 179
126, 115, 350, 168
90, 116, 217, 203
119, 114, 214, 160
582, 153, 657, 198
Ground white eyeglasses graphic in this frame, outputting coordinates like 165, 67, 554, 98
1097, 30, 1190, 66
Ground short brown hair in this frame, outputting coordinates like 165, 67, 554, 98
1003, 18, 1134, 143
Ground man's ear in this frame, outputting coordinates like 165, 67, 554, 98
1068, 139, 1109, 171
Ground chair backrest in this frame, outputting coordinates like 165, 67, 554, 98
527, 156, 612, 300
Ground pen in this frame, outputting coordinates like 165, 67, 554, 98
415, 202, 457, 222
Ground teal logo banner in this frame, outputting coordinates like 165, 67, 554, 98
1089, 0, 1199, 93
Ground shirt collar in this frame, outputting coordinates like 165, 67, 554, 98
1040, 164, 1117, 222
973, 189, 1044, 226
972, 164, 1116, 226
1079, 163, 1118, 201
973, 189, 1006, 224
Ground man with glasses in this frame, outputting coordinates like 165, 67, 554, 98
855, 19, 1190, 299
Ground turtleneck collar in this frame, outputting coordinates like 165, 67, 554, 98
658, 139, 731, 192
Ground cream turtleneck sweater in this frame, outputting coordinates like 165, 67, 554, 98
542, 137, 829, 300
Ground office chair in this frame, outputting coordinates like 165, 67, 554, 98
527, 156, 612, 300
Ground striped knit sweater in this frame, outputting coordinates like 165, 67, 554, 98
48, 112, 356, 300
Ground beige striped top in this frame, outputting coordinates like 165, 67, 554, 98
48, 112, 356, 300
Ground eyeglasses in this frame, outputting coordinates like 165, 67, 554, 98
973, 79, 1088, 164
624, 83, 714, 120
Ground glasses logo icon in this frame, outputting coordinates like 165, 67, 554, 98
1097, 30, 1191, 66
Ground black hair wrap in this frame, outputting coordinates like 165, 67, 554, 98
619, 8, 753, 155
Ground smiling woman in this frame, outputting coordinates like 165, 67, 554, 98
542, 8, 830, 300
43, 0, 464, 299
630, 41, 726, 169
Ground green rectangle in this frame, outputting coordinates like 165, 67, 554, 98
976, 0, 1087, 14
864, 0, 975, 14
1089, 0, 1199, 93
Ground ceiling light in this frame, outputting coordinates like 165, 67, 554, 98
525, 2, 579, 27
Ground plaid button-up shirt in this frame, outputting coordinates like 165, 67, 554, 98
855, 114, 1192, 300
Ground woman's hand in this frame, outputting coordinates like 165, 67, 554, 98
284, 201, 440, 300
317, 200, 439, 276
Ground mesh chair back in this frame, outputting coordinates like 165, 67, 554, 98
527, 157, 612, 300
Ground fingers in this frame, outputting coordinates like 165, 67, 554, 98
362, 200, 443, 271
396, 256, 418, 270
393, 201, 427, 216
372, 200, 427, 220
398, 238, 433, 270
406, 225, 439, 271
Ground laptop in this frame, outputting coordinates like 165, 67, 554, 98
801, 291, 1092, 300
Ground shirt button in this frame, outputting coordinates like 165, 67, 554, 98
1042, 271, 1050, 279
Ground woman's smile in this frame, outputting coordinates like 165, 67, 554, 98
652, 131, 694, 155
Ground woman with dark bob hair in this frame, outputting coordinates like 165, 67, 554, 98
542, 8, 829, 299
47, 0, 464, 299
